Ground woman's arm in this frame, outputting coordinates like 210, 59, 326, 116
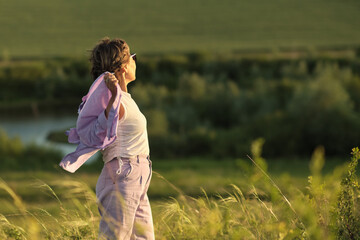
104, 72, 117, 119
104, 73, 124, 120
75, 73, 121, 148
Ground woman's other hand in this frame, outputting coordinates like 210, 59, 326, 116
104, 73, 118, 96
104, 73, 118, 119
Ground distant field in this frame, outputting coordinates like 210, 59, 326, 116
0, 0, 360, 58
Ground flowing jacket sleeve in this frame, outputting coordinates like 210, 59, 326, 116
59, 72, 121, 173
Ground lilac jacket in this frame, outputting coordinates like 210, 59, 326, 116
59, 72, 121, 173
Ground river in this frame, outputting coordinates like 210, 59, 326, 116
0, 115, 100, 162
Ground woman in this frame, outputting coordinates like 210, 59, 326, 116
60, 37, 154, 239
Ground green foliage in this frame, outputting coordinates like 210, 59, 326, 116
0, 129, 23, 157
335, 147, 360, 239
0, 59, 91, 102
145, 109, 169, 136
286, 65, 360, 155
2, 54, 360, 158
178, 72, 206, 101
0, 128, 62, 171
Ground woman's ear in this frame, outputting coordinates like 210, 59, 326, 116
115, 67, 126, 74
114, 67, 125, 80
122, 64, 128, 73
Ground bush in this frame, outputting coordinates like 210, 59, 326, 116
0, 128, 62, 171
286, 65, 360, 156
335, 147, 360, 239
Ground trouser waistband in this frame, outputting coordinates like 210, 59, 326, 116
118, 154, 150, 163
114, 155, 150, 175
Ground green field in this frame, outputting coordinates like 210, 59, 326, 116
1, 0, 360, 57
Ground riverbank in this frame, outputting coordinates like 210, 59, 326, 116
0, 115, 77, 160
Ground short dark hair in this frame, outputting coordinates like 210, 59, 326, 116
89, 37, 130, 80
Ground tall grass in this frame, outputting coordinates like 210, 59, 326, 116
0, 178, 99, 239
0, 145, 359, 239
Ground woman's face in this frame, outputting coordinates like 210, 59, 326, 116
124, 53, 136, 82
114, 52, 136, 83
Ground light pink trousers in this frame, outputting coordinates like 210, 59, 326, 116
96, 155, 154, 240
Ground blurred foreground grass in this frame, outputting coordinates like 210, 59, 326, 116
1, 143, 359, 239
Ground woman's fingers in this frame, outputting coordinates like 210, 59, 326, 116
104, 73, 118, 96
104, 74, 117, 84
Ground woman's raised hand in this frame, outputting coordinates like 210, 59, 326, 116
104, 73, 118, 96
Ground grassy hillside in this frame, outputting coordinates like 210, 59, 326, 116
0, 0, 360, 57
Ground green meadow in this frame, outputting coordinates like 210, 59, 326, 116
0, 0, 360, 57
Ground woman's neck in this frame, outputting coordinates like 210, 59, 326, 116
119, 80, 128, 93
115, 72, 129, 93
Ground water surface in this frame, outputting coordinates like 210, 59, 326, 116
0, 115, 100, 162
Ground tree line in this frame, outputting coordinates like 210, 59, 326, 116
1, 51, 360, 158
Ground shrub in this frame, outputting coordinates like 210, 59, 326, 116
0, 128, 62, 171
335, 147, 360, 239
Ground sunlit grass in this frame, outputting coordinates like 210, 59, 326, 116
0, 156, 317, 202
1, 145, 359, 239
